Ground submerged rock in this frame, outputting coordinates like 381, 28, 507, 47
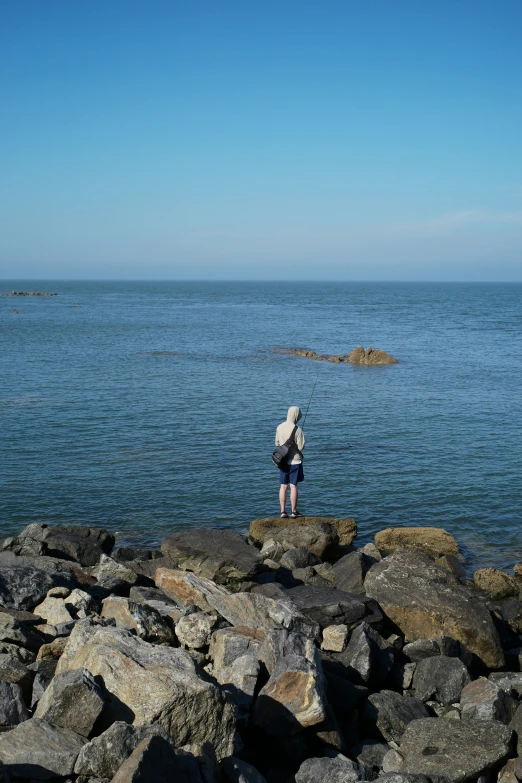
364, 549, 504, 668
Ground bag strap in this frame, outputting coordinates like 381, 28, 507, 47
283, 425, 298, 448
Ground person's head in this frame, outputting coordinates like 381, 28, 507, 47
287, 406, 302, 424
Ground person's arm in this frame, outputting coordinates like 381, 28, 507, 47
296, 428, 305, 451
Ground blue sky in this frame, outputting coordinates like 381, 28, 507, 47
1, 0, 521, 280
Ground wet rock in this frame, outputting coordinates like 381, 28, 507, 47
0, 716, 87, 779
74, 722, 172, 779
204, 590, 319, 639
100, 596, 175, 644
364, 549, 504, 668
332, 551, 376, 594
0, 563, 76, 610
176, 612, 218, 648
397, 717, 513, 783
56, 625, 237, 758
473, 568, 519, 600
412, 656, 470, 705
110, 734, 182, 783
34, 667, 106, 736
269, 523, 339, 561
249, 517, 357, 548
222, 756, 267, 783
339, 622, 395, 685
347, 346, 398, 365
321, 624, 349, 652
253, 649, 327, 735
364, 690, 430, 743
280, 547, 321, 570
374, 528, 459, 558
161, 528, 263, 586
155, 567, 229, 610
91, 555, 138, 585
294, 754, 365, 783
460, 677, 517, 723
0, 681, 29, 727
285, 585, 382, 629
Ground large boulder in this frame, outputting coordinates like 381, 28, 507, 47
285, 585, 382, 629
0, 681, 29, 727
268, 523, 339, 560
0, 564, 76, 610
110, 734, 188, 783
74, 721, 172, 779
364, 550, 504, 668
56, 625, 236, 758
210, 626, 265, 674
0, 717, 87, 780
175, 612, 218, 649
0, 610, 43, 651
412, 656, 470, 705
397, 717, 513, 783
252, 648, 327, 736
336, 621, 395, 685
34, 668, 106, 736
161, 528, 263, 586
7, 523, 115, 566
375, 528, 459, 558
364, 690, 430, 743
332, 551, 376, 594
155, 568, 229, 610
250, 517, 357, 548
100, 596, 175, 644
473, 568, 519, 600
460, 677, 517, 723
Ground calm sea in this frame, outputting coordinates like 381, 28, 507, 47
1, 280, 521, 572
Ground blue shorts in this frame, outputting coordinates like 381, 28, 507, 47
279, 462, 304, 485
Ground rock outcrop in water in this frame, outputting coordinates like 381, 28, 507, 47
283, 346, 398, 364
0, 520, 521, 783
2, 291, 57, 296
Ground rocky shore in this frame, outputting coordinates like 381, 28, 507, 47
0, 519, 521, 783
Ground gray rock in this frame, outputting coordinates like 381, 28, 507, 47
0, 653, 32, 698
0, 716, 87, 779
0, 681, 29, 727
381, 750, 405, 774
91, 555, 138, 585
112, 547, 161, 562
509, 703, 522, 755
397, 717, 513, 783
412, 656, 470, 705
100, 596, 175, 644
205, 590, 319, 639
0, 564, 75, 610
7, 523, 114, 566
176, 612, 218, 649
364, 550, 504, 669
294, 754, 365, 783
0, 610, 43, 650
403, 636, 470, 665
460, 677, 517, 723
488, 672, 522, 698
379, 776, 432, 783
110, 734, 189, 783
210, 626, 264, 673
161, 528, 263, 586
269, 523, 339, 560
280, 547, 320, 570
258, 628, 316, 674
27, 659, 57, 709
332, 551, 376, 594
253, 648, 327, 736
285, 585, 382, 629
74, 722, 172, 779
34, 667, 106, 737
351, 739, 388, 770
221, 756, 267, 783
339, 622, 395, 685
56, 625, 237, 758
215, 654, 260, 722
364, 690, 430, 743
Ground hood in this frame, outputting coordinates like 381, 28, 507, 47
287, 406, 302, 424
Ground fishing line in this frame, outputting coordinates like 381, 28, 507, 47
301, 364, 322, 429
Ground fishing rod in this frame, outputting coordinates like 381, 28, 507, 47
301, 365, 322, 429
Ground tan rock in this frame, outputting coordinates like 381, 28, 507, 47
57, 625, 237, 758
321, 624, 349, 652
473, 568, 519, 600
250, 517, 357, 548
514, 563, 522, 581
155, 568, 229, 611
364, 550, 504, 669
33, 596, 74, 626
36, 637, 68, 661
375, 527, 459, 558
175, 612, 218, 649
346, 346, 398, 365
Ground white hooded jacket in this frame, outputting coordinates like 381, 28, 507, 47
275, 406, 305, 465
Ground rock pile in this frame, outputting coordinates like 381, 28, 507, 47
283, 347, 398, 365
0, 519, 521, 783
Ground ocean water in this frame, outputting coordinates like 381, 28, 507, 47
1, 280, 521, 572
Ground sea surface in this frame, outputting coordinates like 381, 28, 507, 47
1, 280, 521, 572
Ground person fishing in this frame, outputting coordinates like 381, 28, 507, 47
275, 406, 305, 518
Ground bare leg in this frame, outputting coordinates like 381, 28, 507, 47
279, 484, 288, 513
290, 484, 298, 514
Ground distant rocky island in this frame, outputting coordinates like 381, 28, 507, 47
0, 518, 520, 782
2, 291, 57, 297
283, 346, 399, 364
